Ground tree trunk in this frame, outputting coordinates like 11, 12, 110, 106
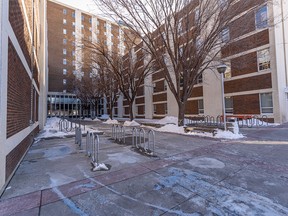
129, 102, 134, 121
178, 102, 186, 126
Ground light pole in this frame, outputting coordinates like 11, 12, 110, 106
217, 64, 227, 131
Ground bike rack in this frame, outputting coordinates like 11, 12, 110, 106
138, 128, 146, 149
132, 127, 138, 148
85, 131, 100, 165
147, 130, 155, 155
75, 127, 82, 149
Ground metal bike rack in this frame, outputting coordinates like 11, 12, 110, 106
138, 128, 146, 149
132, 127, 138, 147
86, 131, 93, 157
118, 126, 126, 144
75, 127, 82, 149
112, 124, 117, 140
59, 119, 75, 132
147, 130, 155, 155
92, 133, 100, 165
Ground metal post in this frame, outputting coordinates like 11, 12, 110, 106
220, 73, 227, 131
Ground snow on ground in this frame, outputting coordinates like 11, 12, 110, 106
157, 124, 185, 134
157, 116, 178, 125
83, 117, 100, 121
35, 117, 102, 140
238, 118, 280, 127
103, 118, 119, 124
155, 118, 244, 140
123, 120, 140, 127
99, 114, 110, 120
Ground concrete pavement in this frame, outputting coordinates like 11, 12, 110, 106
1, 121, 288, 215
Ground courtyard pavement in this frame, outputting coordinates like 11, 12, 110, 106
1, 121, 288, 215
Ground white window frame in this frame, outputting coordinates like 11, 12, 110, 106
63, 59, 67, 65
63, 29, 67, 34
257, 49, 270, 71
63, 19, 67, 25
260, 93, 273, 114
198, 99, 204, 114
63, 38, 67, 44
63, 69, 67, 75
63, 9, 67, 15
63, 49, 67, 55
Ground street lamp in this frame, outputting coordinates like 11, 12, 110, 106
217, 64, 227, 131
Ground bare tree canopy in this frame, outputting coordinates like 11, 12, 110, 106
93, 0, 271, 125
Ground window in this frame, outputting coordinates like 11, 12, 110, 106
164, 80, 167, 91
63, 59, 67, 65
260, 93, 273, 113
63, 49, 67, 55
81, 24, 84, 29
153, 83, 156, 92
164, 104, 168, 115
63, 79, 67, 85
258, 49, 270, 71
72, 12, 75, 18
63, 90, 67, 93
63, 9, 67, 15
63, 69, 67, 75
225, 97, 233, 114
63, 19, 67, 25
179, 47, 183, 57
221, 27, 230, 43
72, 31, 75, 37
81, 15, 84, 21
72, 22, 75, 27
89, 18, 92, 23
256, 5, 268, 29
63, 29, 67, 34
63, 38, 67, 44
196, 74, 203, 84
153, 105, 157, 114
198, 99, 204, 114
224, 62, 232, 78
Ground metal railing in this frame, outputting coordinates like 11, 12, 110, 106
132, 127, 156, 156
112, 124, 126, 144
185, 115, 269, 128
86, 131, 100, 165
75, 127, 82, 149
59, 118, 77, 132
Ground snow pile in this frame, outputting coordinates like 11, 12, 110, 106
103, 118, 119, 124
100, 114, 110, 120
157, 116, 178, 125
92, 163, 109, 171
35, 117, 102, 140
123, 120, 140, 127
83, 117, 100, 121
214, 129, 244, 139
238, 118, 280, 127
157, 124, 185, 134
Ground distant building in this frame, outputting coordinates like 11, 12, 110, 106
0, 0, 47, 193
120, 0, 288, 123
47, 0, 127, 118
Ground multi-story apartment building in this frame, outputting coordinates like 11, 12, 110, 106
120, 0, 288, 124
47, 0, 127, 118
0, 0, 47, 193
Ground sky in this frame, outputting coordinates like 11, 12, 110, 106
56, 0, 102, 15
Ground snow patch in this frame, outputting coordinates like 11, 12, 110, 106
157, 124, 185, 134
123, 120, 140, 127
157, 116, 178, 125
92, 163, 109, 171
188, 157, 225, 169
103, 118, 119, 125
214, 129, 245, 140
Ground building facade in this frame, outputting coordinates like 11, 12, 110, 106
47, 0, 127, 118
0, 0, 47, 193
120, 0, 288, 124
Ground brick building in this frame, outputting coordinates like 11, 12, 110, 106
47, 0, 127, 118
119, 0, 288, 124
0, 0, 48, 193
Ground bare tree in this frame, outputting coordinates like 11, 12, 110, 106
93, 0, 269, 125
85, 35, 155, 121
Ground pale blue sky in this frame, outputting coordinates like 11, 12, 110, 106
56, 0, 101, 14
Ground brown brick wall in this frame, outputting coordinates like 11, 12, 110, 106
224, 73, 272, 94
154, 103, 166, 115
6, 127, 39, 180
137, 105, 145, 115
233, 94, 261, 114
222, 30, 269, 58
154, 80, 165, 92
153, 93, 167, 102
231, 52, 258, 77
190, 86, 203, 98
9, 0, 32, 70
185, 100, 198, 115
7, 40, 32, 138
48, 1, 76, 92
136, 97, 145, 104
229, 11, 255, 40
